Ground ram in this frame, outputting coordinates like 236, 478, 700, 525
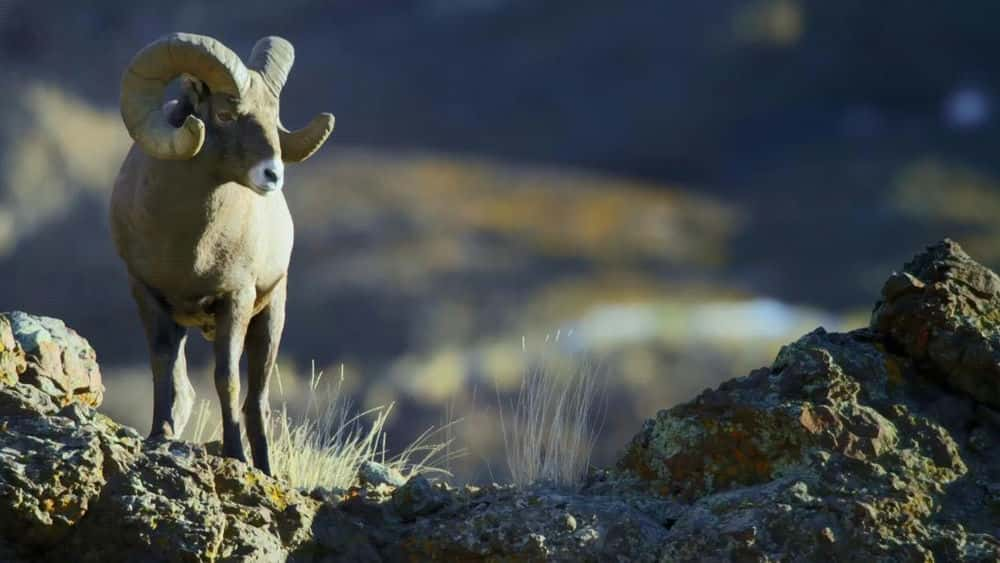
110, 33, 334, 475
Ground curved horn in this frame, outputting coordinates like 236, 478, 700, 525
120, 33, 250, 160
248, 36, 294, 98
280, 113, 335, 163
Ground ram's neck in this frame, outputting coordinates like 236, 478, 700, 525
140, 153, 253, 219
112, 145, 262, 257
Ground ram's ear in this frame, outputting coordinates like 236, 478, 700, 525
279, 113, 335, 163
179, 73, 211, 107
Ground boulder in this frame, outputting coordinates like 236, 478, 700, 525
1, 312, 103, 408
358, 460, 407, 488
392, 475, 449, 521
617, 240, 1000, 560
872, 239, 1000, 409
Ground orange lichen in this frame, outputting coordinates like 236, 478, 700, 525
622, 406, 810, 500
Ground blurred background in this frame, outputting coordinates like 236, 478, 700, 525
1, 0, 997, 482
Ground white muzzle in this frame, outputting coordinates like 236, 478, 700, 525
247, 158, 284, 194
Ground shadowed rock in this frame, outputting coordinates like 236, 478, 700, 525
872, 238, 1000, 408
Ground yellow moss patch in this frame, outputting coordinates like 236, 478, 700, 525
265, 484, 288, 511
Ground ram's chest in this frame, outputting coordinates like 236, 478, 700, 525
189, 210, 259, 284
119, 182, 293, 301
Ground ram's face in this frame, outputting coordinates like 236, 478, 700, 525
182, 75, 284, 195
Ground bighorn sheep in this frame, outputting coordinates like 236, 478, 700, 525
110, 33, 334, 474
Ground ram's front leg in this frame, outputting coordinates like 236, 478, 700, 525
244, 278, 286, 476
131, 277, 195, 439
214, 288, 255, 463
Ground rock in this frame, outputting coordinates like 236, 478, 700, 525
0, 406, 128, 550
392, 475, 449, 521
872, 239, 1000, 409
358, 460, 406, 488
64, 439, 229, 562
0, 315, 27, 387
615, 239, 1000, 560
4, 240, 1000, 561
617, 329, 913, 500
563, 513, 577, 531
0, 381, 58, 416
395, 484, 676, 562
0, 348, 361, 561
0, 312, 103, 408
616, 320, 998, 560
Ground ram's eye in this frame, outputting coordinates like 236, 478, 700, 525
215, 110, 235, 123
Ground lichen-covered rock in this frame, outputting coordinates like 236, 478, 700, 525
210, 456, 325, 561
617, 328, 978, 559
0, 315, 27, 387
618, 329, 911, 500
872, 239, 1000, 409
395, 483, 678, 562
1, 312, 103, 408
0, 404, 132, 549
63, 440, 334, 563
616, 240, 1000, 560
0, 378, 349, 561
656, 476, 1000, 562
0, 381, 687, 562
65, 440, 229, 562
0, 380, 58, 416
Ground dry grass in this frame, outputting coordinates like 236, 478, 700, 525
499, 347, 607, 488
186, 363, 463, 491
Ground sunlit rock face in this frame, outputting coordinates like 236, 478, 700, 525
1, 312, 103, 408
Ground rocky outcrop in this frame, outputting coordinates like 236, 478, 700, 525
1, 311, 103, 408
618, 239, 1000, 561
2, 240, 1000, 561
872, 239, 1000, 409
0, 381, 342, 561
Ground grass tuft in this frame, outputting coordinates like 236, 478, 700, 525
187, 363, 463, 491
499, 350, 607, 488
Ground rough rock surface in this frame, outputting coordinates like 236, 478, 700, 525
619, 239, 1000, 561
872, 239, 1000, 409
1, 311, 103, 408
1, 239, 999, 561
0, 314, 27, 387
358, 460, 407, 488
